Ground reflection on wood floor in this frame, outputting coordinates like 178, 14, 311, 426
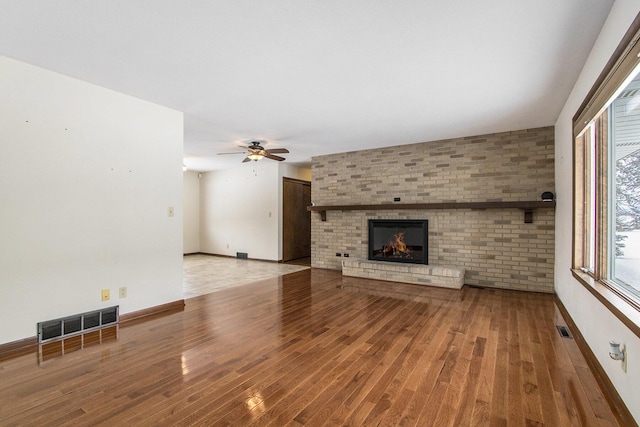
38, 325, 119, 364
0, 269, 620, 426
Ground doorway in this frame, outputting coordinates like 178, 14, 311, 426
282, 177, 311, 262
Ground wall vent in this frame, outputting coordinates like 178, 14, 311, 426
236, 252, 248, 259
556, 325, 573, 339
37, 306, 119, 343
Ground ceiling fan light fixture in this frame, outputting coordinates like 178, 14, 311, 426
218, 141, 288, 163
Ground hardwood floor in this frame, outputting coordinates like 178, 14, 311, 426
0, 269, 620, 426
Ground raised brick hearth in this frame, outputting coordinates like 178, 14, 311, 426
342, 259, 465, 289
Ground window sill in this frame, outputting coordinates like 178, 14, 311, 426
571, 269, 640, 338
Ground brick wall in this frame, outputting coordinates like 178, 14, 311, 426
310, 127, 555, 293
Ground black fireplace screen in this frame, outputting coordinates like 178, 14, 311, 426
368, 219, 428, 264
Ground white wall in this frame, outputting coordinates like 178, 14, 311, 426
199, 162, 311, 261
554, 0, 640, 422
0, 56, 184, 345
200, 162, 280, 260
183, 170, 201, 254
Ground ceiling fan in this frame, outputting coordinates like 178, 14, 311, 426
218, 141, 289, 163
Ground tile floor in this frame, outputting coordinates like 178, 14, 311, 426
182, 254, 310, 299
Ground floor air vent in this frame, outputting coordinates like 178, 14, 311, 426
38, 306, 119, 343
556, 325, 573, 339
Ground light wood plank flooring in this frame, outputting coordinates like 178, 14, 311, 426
0, 269, 620, 426
183, 254, 309, 298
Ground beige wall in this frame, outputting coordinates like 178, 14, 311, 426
310, 127, 555, 293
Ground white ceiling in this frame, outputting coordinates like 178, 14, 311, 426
0, 1, 615, 171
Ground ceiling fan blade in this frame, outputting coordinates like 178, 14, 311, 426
242, 156, 252, 163
266, 148, 289, 154
265, 153, 286, 161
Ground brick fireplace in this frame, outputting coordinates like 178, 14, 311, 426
310, 127, 555, 293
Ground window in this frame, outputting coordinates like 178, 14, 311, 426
573, 14, 640, 322
609, 76, 640, 296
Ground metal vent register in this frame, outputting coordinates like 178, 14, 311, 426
37, 306, 119, 343
556, 325, 573, 339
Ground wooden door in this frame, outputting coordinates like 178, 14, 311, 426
282, 178, 311, 261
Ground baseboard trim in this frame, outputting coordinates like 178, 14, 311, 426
555, 296, 637, 427
120, 299, 185, 326
193, 252, 281, 263
0, 300, 185, 361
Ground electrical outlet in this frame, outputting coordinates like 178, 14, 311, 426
344, 253, 350, 257
336, 252, 341, 257
101, 289, 110, 301
119, 287, 127, 298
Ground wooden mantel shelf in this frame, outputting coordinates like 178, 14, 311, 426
307, 200, 556, 223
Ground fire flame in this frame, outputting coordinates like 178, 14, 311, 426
382, 232, 412, 257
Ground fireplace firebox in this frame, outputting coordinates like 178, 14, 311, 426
368, 219, 428, 264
